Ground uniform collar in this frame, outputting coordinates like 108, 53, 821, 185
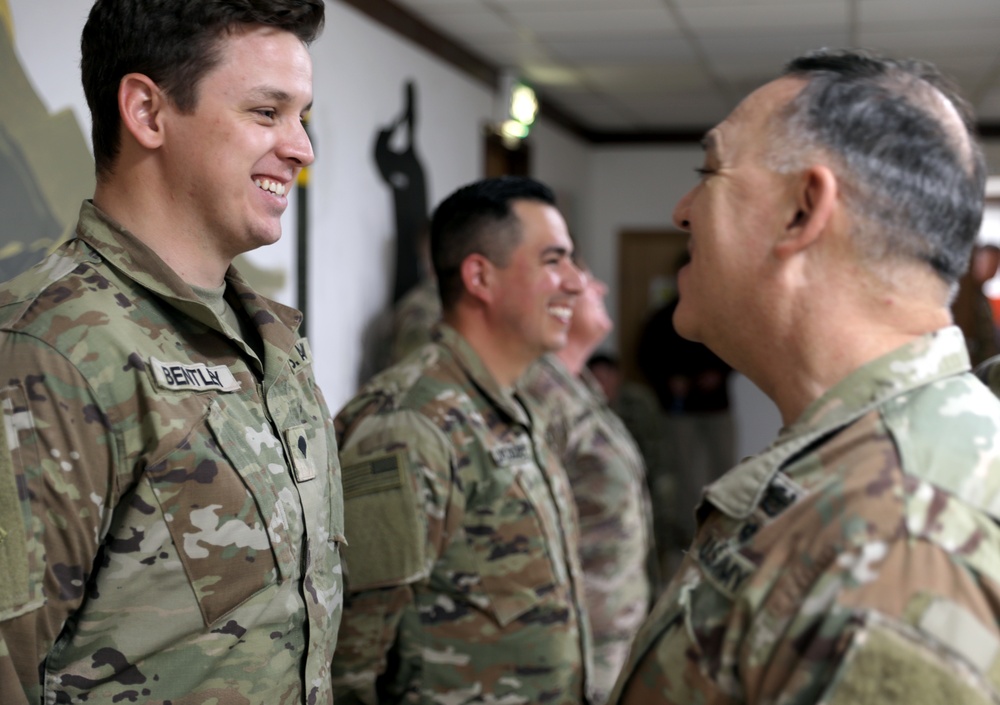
705, 326, 970, 519
433, 322, 532, 427
75, 201, 304, 376
578, 364, 608, 403
528, 354, 603, 402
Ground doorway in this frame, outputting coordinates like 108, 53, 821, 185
483, 130, 531, 177
617, 229, 689, 383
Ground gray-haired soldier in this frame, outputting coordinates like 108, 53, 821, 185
611, 49, 1000, 705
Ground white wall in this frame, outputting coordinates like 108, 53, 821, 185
307, 2, 493, 404
578, 144, 701, 326
984, 141, 1000, 175
530, 119, 591, 234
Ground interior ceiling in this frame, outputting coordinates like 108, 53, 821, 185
377, 0, 1000, 141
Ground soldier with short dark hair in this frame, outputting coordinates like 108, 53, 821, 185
0, 2, 344, 703
332, 176, 592, 704
610, 49, 1000, 704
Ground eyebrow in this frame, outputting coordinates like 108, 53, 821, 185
701, 132, 718, 153
248, 86, 313, 113
541, 245, 572, 259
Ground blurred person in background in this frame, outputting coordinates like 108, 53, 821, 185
522, 265, 656, 704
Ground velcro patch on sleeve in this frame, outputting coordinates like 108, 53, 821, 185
820, 613, 995, 705
342, 453, 405, 499
0, 387, 33, 614
341, 449, 427, 591
918, 598, 1000, 674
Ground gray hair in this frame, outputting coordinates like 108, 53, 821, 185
768, 49, 986, 288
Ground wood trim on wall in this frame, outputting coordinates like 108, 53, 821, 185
337, 0, 497, 87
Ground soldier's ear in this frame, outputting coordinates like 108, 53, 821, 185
774, 165, 838, 260
460, 253, 497, 305
119, 73, 167, 150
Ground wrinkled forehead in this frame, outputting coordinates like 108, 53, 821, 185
706, 76, 807, 156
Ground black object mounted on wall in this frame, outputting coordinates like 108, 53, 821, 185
374, 80, 429, 304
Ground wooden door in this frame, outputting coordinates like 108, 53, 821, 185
617, 229, 689, 383
483, 131, 531, 177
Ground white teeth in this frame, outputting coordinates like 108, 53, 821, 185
548, 305, 573, 323
254, 179, 286, 196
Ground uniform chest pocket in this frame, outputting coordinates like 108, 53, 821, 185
463, 465, 561, 627
145, 398, 286, 627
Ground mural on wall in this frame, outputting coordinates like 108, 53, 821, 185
0, 5, 94, 282
0, 3, 291, 303
374, 80, 429, 303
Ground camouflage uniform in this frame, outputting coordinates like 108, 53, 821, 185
333, 323, 592, 705
521, 355, 655, 704
610, 326, 1000, 705
0, 202, 345, 705
389, 278, 441, 364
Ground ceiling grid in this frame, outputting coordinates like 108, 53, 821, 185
377, 0, 1000, 139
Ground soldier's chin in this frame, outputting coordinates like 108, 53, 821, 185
545, 331, 569, 352
672, 306, 703, 344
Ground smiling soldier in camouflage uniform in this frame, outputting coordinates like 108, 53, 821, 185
0, 2, 344, 704
609, 50, 1000, 705
332, 176, 592, 705
522, 269, 654, 704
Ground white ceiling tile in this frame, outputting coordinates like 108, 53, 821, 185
861, 0, 1000, 25
495, 0, 666, 10
857, 27, 1000, 59
711, 55, 797, 83
699, 29, 852, 65
726, 76, 780, 98
673, 0, 843, 6
614, 90, 733, 128
502, 7, 677, 35
393, 0, 484, 11
387, 0, 1000, 132
580, 63, 716, 93
679, 3, 847, 32
539, 90, 642, 130
395, 0, 480, 8
411, 6, 517, 41
468, 38, 553, 67
544, 34, 692, 63
521, 63, 590, 89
